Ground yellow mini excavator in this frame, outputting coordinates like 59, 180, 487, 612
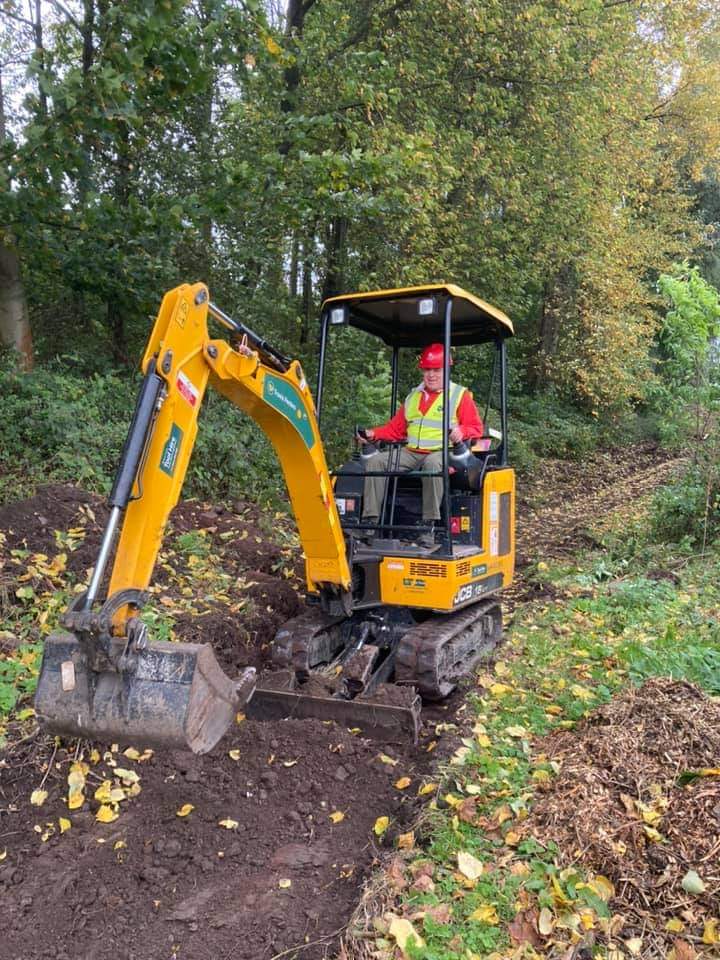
35, 282, 515, 753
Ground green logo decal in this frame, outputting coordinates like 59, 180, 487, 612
160, 423, 183, 477
263, 374, 315, 448
471, 563, 487, 577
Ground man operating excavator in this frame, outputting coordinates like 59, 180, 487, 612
358, 343, 483, 545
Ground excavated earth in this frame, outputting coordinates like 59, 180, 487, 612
0, 443, 684, 960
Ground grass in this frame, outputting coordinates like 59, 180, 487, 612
366, 528, 720, 959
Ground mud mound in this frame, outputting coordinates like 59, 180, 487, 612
527, 678, 720, 954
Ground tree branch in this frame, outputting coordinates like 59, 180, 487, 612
47, 0, 83, 33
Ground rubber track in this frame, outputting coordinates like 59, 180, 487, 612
394, 600, 501, 700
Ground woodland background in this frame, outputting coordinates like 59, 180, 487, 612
1, 0, 719, 518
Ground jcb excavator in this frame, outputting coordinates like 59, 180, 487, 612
35, 282, 515, 753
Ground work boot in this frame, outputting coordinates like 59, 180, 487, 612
417, 522, 439, 548
360, 516, 379, 542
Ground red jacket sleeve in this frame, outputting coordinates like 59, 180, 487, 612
372, 406, 408, 442
456, 391, 484, 441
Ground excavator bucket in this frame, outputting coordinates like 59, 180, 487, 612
35, 631, 256, 754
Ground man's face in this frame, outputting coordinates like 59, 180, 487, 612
422, 366, 444, 391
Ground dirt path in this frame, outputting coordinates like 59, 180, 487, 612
0, 444, 682, 960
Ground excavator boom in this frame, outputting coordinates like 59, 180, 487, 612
35, 283, 351, 753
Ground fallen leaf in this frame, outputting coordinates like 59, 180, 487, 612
703, 919, 719, 945
425, 904, 452, 923
96, 805, 118, 823
228, 749, 241, 761
30, 789, 48, 806
114, 768, 139, 784
278, 878, 291, 888
681, 870, 706, 895
625, 937, 642, 955
329, 811, 345, 823
537, 906, 554, 936
94, 781, 113, 803
397, 831, 415, 850
58, 817, 71, 833
505, 725, 527, 738
509, 909, 543, 948
457, 851, 483, 880
282, 760, 298, 767
388, 916, 424, 953
469, 904, 499, 924
417, 782, 437, 796
123, 747, 141, 760
67, 788, 84, 810
672, 939, 696, 960
373, 816, 390, 837
0, 850, 6, 861
394, 777, 411, 790
114, 840, 126, 850
378, 754, 398, 766
411, 874, 435, 894
666, 919, 685, 933
218, 819, 239, 829
176, 804, 194, 817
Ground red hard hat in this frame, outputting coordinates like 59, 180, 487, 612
418, 343, 452, 369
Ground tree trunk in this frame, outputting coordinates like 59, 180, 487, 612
0, 70, 33, 369
0, 242, 34, 370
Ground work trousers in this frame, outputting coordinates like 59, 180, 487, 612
362, 447, 444, 522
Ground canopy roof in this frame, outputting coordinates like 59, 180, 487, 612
322, 284, 513, 347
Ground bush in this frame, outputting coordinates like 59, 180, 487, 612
650, 464, 720, 546
0, 360, 284, 506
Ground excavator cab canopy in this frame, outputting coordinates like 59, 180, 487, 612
321, 284, 514, 348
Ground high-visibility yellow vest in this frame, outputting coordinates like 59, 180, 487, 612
404, 381, 465, 451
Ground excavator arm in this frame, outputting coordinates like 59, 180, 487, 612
111, 282, 351, 604
35, 283, 351, 754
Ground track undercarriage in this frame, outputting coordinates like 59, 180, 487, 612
248, 600, 503, 740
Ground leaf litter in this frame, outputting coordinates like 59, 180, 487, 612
526, 678, 720, 956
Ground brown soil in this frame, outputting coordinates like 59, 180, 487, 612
0, 443, 686, 960
0, 484, 435, 960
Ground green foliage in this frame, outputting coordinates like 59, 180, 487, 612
0, 646, 39, 715
648, 264, 720, 545
0, 360, 284, 506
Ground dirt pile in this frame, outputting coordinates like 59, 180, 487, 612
527, 678, 720, 955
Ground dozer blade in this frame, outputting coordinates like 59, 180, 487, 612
249, 678, 421, 742
35, 631, 256, 754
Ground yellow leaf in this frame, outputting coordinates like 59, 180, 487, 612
264, 35, 282, 56
504, 830, 521, 846
643, 826, 662, 842
114, 840, 126, 850
494, 661, 510, 676
457, 851, 483, 880
388, 916, 424, 952
176, 804, 194, 817
469, 904, 499, 925
0, 850, 6, 861
588, 875, 615, 901
282, 760, 298, 767
123, 747, 141, 760
228, 749, 241, 761
218, 818, 239, 829
397, 831, 415, 850
58, 817, 71, 833
495, 804, 513, 824
703, 919, 719, 945
67, 788, 85, 810
94, 781, 112, 803
489, 683, 511, 697
278, 878, 291, 888
505, 725, 527, 738
476, 734, 491, 748
394, 777, 411, 790
378, 753, 398, 766
545, 705, 563, 716
109, 788, 126, 803
373, 816, 390, 837
665, 919, 685, 933
329, 811, 345, 823
570, 684, 594, 703
96, 804, 119, 823
89, 749, 101, 764
114, 768, 139, 784
235, 712, 245, 725
418, 782, 437, 796
30, 789, 48, 806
